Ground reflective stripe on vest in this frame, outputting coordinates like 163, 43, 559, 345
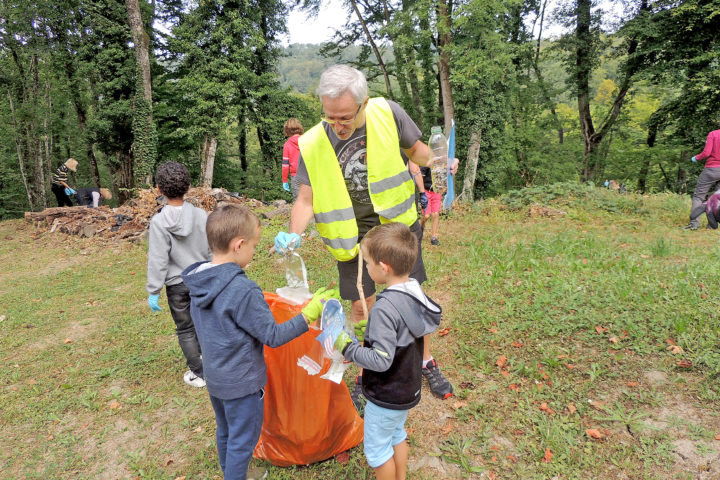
299, 97, 417, 261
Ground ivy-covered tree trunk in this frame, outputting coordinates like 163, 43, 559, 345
436, 0, 454, 134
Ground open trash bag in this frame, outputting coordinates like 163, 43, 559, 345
254, 293, 363, 466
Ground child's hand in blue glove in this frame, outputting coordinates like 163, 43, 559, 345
148, 294, 162, 312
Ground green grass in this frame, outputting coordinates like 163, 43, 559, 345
3, 185, 720, 479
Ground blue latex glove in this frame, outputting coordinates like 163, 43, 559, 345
419, 192, 429, 210
65, 187, 76, 196
274, 231, 301, 254
302, 287, 341, 323
691, 156, 697, 163
354, 319, 367, 342
148, 294, 162, 312
603, 181, 609, 187
283, 182, 290, 192
334, 330, 354, 354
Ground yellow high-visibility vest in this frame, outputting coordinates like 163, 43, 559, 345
299, 97, 417, 261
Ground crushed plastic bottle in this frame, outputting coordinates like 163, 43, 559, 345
276, 241, 313, 304
428, 126, 448, 194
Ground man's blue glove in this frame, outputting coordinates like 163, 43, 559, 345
691, 156, 698, 163
65, 187, 76, 196
334, 330, 354, 354
603, 180, 609, 187
274, 231, 301, 254
148, 294, 162, 312
283, 182, 290, 192
419, 192, 428, 210
302, 287, 341, 323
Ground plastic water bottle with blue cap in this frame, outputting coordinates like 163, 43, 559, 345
428, 126, 448, 194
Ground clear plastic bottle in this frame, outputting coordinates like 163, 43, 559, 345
284, 250, 308, 288
428, 126, 448, 194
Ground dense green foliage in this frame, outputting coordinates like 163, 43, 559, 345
1, 0, 719, 218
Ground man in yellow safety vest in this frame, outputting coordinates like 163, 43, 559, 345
275, 64, 457, 405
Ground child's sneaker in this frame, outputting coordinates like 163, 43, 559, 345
183, 370, 206, 388
430, 236, 440, 245
422, 359, 453, 399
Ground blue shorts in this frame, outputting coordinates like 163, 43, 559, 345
363, 401, 409, 468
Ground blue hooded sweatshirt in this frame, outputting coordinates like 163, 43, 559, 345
182, 261, 308, 400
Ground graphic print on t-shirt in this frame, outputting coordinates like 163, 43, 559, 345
337, 134, 371, 204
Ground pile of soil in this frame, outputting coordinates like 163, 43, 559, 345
24, 187, 271, 242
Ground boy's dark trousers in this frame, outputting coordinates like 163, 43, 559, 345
51, 183, 73, 207
210, 390, 264, 480
166, 282, 203, 377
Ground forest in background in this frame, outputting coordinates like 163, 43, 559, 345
1, 0, 719, 220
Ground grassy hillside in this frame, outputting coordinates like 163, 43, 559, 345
2, 185, 720, 479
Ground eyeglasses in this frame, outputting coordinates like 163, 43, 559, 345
321, 104, 362, 126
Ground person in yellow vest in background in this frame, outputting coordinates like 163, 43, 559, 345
274, 64, 458, 409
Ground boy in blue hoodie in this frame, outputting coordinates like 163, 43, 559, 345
334, 222, 442, 480
182, 204, 339, 480
146, 161, 211, 388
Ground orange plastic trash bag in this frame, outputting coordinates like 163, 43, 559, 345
253, 293, 364, 466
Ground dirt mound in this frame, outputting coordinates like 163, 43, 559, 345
25, 187, 268, 242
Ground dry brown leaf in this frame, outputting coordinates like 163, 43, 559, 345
507, 454, 517, 463
626, 381, 639, 388
567, 403, 577, 414
564, 363, 576, 370
594, 326, 606, 334
512, 429, 524, 436
511, 341, 524, 348
437, 327, 451, 337
500, 370, 510, 378
714, 434, 720, 441
335, 451, 350, 465
509, 383, 520, 392
489, 327, 499, 334
701, 293, 708, 299
665, 338, 676, 346
496, 355, 507, 368
108, 400, 122, 410
589, 400, 606, 411
608, 336, 619, 344
488, 471, 497, 480
585, 428, 604, 440
63, 338, 73, 344
442, 423, 454, 435
677, 360, 693, 368
539, 402, 554, 415
667, 345, 684, 355
542, 448, 553, 463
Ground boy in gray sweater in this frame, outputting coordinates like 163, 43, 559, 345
146, 162, 211, 388
334, 222, 442, 480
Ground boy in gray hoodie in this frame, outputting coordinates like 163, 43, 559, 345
146, 161, 211, 388
334, 222, 442, 480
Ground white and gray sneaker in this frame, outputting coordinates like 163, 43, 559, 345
183, 370, 206, 388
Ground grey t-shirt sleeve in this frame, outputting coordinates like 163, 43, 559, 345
294, 99, 423, 187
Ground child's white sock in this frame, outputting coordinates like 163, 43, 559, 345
422, 357, 434, 369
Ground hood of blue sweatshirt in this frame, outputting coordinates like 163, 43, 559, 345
182, 261, 243, 308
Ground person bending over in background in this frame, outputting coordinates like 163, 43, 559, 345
146, 161, 210, 388
686, 120, 720, 230
51, 158, 78, 207
282, 118, 304, 200
75, 187, 112, 208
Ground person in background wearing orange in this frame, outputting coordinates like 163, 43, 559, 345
282, 118, 304, 200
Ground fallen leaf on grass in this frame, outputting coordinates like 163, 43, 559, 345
542, 448, 553, 463
539, 402, 554, 415
585, 428, 604, 440
677, 360, 693, 368
509, 383, 520, 392
667, 345, 684, 355
714, 434, 720, 441
506, 454, 517, 463
589, 400, 606, 411
488, 471, 497, 480
108, 400, 122, 410
489, 327, 499, 334
567, 403, 577, 414
594, 326, 606, 334
665, 338, 676, 346
437, 327, 451, 337
500, 370, 510, 378
63, 338, 73, 344
701, 293, 708, 299
496, 355, 507, 368
626, 381, 639, 388
442, 423, 454, 435
162, 458, 173, 467
608, 336, 619, 344
564, 363, 576, 370
335, 451, 350, 465
511, 341, 524, 348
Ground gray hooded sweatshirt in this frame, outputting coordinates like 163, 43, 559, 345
146, 202, 211, 295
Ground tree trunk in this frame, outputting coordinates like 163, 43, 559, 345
238, 112, 247, 172
458, 129, 482, 203
126, 0, 152, 107
350, 0, 393, 98
8, 92, 33, 210
637, 157, 650, 193
200, 134, 217, 187
436, 0, 454, 135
